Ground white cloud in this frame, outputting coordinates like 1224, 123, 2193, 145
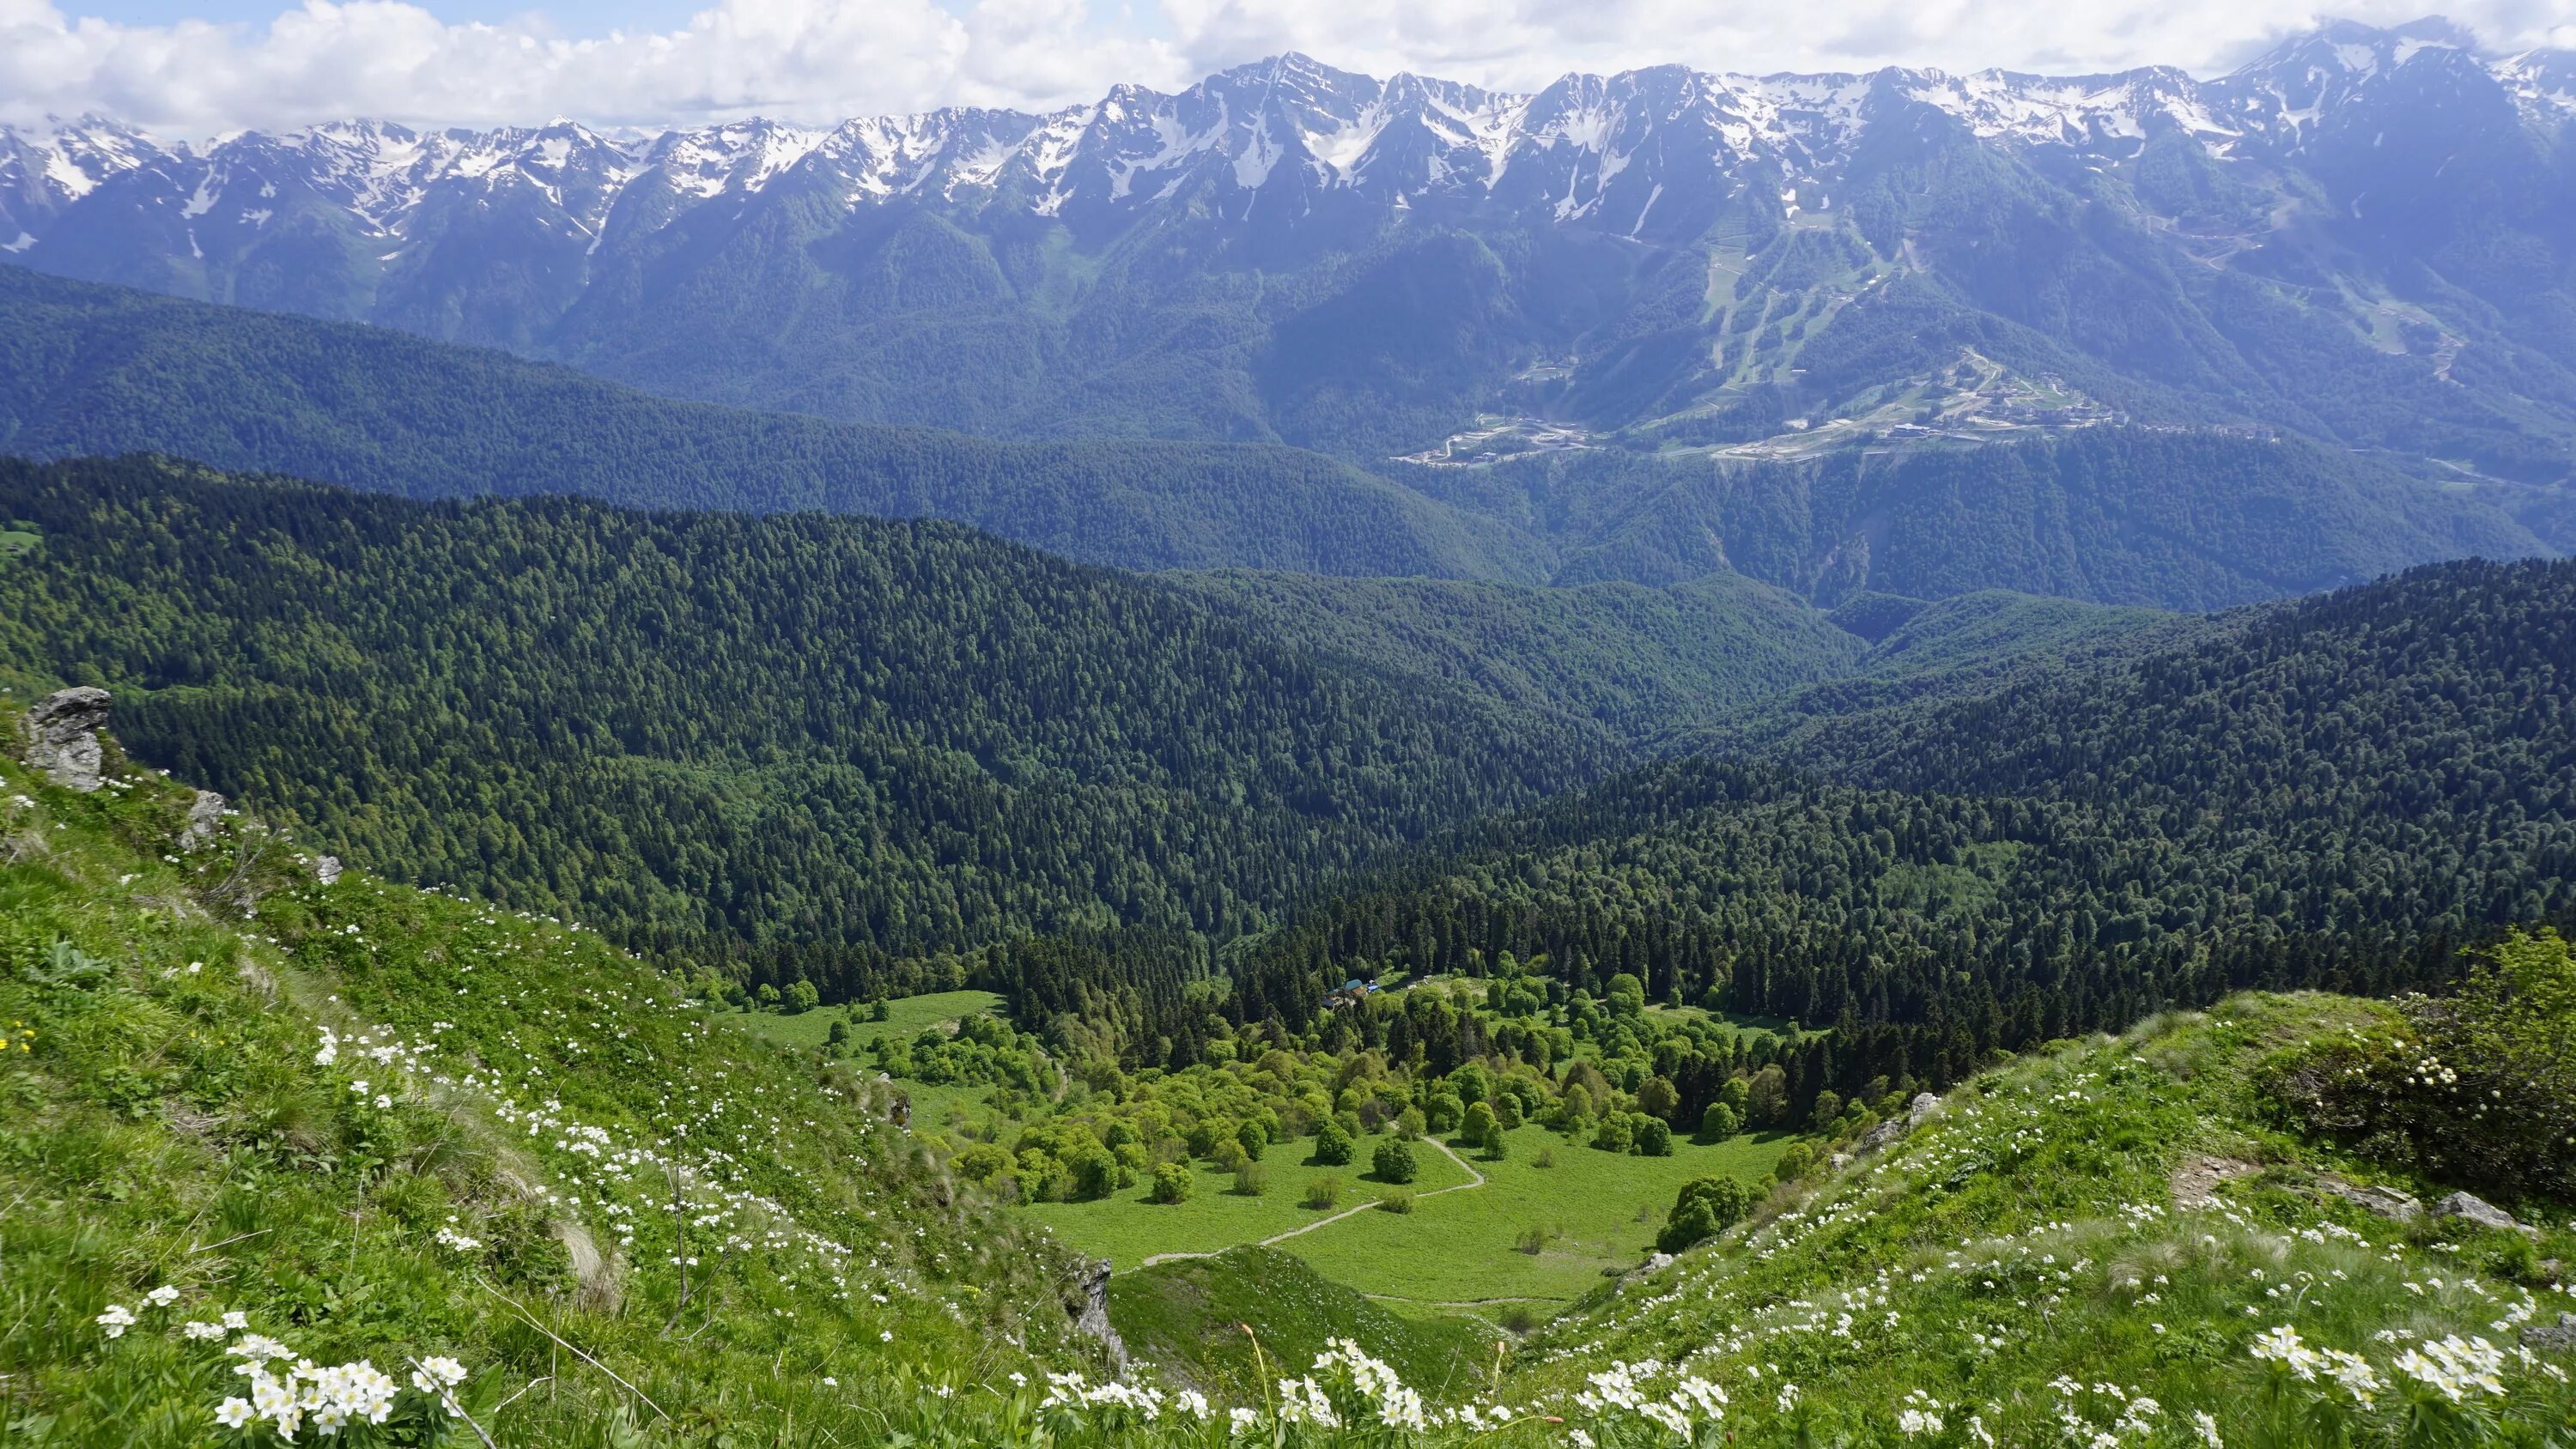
1, 0, 2567, 137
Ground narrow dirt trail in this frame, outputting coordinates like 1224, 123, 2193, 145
1138, 1135, 1485, 1267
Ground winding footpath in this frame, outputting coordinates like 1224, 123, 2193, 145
1138, 1136, 1486, 1267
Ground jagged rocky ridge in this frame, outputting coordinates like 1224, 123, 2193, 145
4, 17, 2573, 476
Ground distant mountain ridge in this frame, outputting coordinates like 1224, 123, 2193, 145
4, 17, 2573, 479
0, 265, 2552, 607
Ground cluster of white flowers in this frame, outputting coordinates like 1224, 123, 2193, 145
219, 1351, 403, 1440
1038, 1371, 1167, 1420
431, 1221, 483, 1253
2256, 1324, 2514, 1412
96, 1279, 466, 1442
1309, 1338, 1426, 1432
1571, 1360, 1729, 1440
1897, 1389, 1945, 1436
2391, 1335, 2507, 1404
2045, 1377, 2160, 1446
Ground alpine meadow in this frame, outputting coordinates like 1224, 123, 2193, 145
2, 10, 2573, 1449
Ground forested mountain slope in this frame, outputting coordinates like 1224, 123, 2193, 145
3, 268, 2554, 605
1167, 571, 1867, 743
0, 268, 1536, 580
19, 637, 2574, 1449
1224, 559, 2576, 1117
1168, 573, 2184, 747
0, 456, 1616, 985
1393, 428, 2556, 606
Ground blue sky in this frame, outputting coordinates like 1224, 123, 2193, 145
5, 0, 2567, 136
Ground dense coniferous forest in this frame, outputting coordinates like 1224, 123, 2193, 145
1200, 560, 2576, 1123
0, 456, 1619, 984
3, 269, 2557, 606
0, 269, 1532, 580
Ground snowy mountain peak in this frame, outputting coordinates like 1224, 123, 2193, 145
0, 20, 2559, 264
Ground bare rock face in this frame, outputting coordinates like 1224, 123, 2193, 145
1906, 1092, 1942, 1129
2432, 1191, 2528, 1234
313, 855, 343, 885
2320, 1177, 2421, 1222
1855, 1117, 1906, 1155
1069, 1258, 1127, 1367
21, 687, 111, 791
2524, 1313, 2576, 1354
179, 790, 226, 852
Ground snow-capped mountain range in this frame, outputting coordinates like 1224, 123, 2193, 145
3, 17, 2563, 259
3, 15, 2572, 486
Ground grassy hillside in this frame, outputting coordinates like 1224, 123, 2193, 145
0, 706, 1103, 1449
15, 701, 2571, 1446
0, 457, 1617, 989
1108, 1248, 1495, 1401
1520, 990, 2576, 1444
0, 268, 1539, 580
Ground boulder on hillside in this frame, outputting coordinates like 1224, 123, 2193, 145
2320, 1177, 2421, 1222
2432, 1191, 2530, 1234
20, 687, 111, 791
179, 790, 226, 851
1906, 1092, 1942, 1128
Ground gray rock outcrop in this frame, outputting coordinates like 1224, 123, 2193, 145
179, 790, 226, 851
2432, 1191, 2528, 1234
21, 687, 111, 791
2320, 1177, 2421, 1222
1070, 1258, 1127, 1367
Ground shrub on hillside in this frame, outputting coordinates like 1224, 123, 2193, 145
1462, 1100, 1498, 1152
1149, 1162, 1193, 1204
1698, 1100, 1741, 1141
2263, 926, 2576, 1201
1774, 1141, 1816, 1183
1304, 1175, 1342, 1210
1313, 1121, 1354, 1165
1373, 1139, 1419, 1184
1659, 1173, 1754, 1253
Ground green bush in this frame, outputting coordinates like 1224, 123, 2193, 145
1378, 1190, 1414, 1215
1591, 1113, 1634, 1153
1236, 1119, 1268, 1161
1304, 1175, 1342, 1210
1149, 1162, 1193, 1204
1774, 1141, 1815, 1183
1373, 1139, 1419, 1184
1633, 1115, 1674, 1156
1232, 1161, 1268, 1197
1312, 1121, 1354, 1166
2263, 926, 2576, 1199
1658, 1173, 1753, 1253
1072, 1149, 1120, 1202
1698, 1100, 1741, 1141
1461, 1100, 1498, 1152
